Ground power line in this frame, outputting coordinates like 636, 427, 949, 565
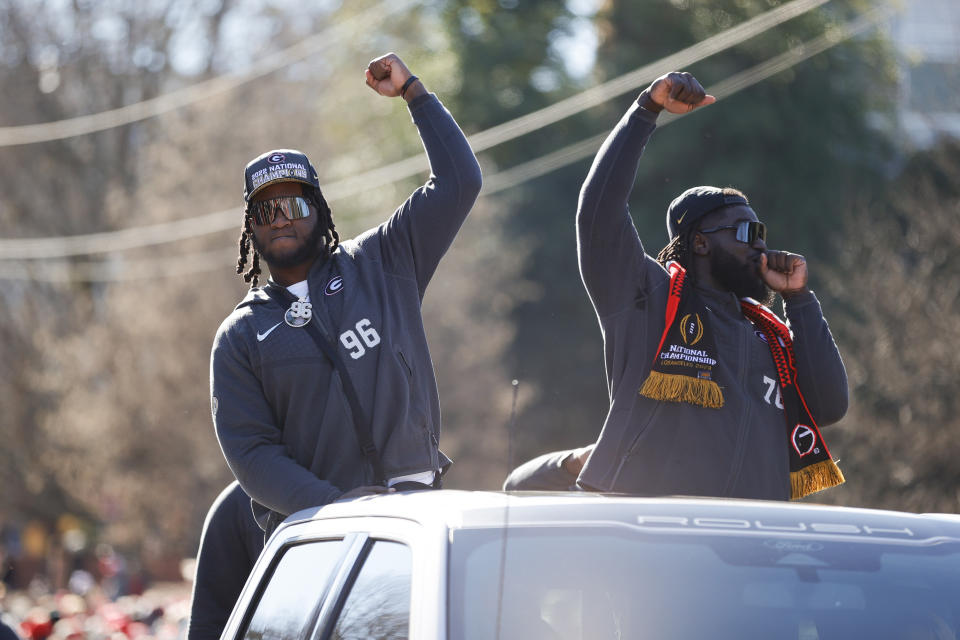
304, 0, 836, 204
0, 0, 416, 147
467, 0, 833, 154
0, 9, 887, 284
482, 8, 887, 197
0, 248, 235, 283
0, 0, 835, 260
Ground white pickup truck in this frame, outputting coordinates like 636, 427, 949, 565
222, 490, 960, 640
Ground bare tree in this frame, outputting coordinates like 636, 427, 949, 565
815, 140, 960, 513
0, 0, 525, 564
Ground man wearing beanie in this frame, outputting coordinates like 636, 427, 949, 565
574, 71, 848, 501
210, 53, 481, 536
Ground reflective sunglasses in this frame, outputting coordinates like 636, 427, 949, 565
249, 196, 312, 226
698, 220, 767, 244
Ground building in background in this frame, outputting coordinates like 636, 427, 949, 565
890, 0, 960, 147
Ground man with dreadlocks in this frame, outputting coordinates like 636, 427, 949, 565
574, 71, 848, 501
210, 53, 481, 535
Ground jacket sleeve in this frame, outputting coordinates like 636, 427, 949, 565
576, 99, 660, 317
503, 450, 579, 491
783, 291, 849, 426
0, 621, 20, 640
211, 323, 343, 516
377, 93, 483, 298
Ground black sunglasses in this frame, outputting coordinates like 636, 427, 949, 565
249, 196, 312, 226
699, 220, 767, 244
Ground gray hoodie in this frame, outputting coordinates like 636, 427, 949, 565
575, 99, 848, 500
211, 93, 482, 526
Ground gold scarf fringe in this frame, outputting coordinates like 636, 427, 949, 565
639, 371, 724, 409
790, 459, 846, 500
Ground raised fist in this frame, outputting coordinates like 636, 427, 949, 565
641, 71, 716, 114
365, 52, 421, 99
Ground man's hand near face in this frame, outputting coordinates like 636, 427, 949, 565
760, 250, 809, 298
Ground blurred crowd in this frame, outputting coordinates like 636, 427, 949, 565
1, 584, 190, 640
0, 524, 193, 640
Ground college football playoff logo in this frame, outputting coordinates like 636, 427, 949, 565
680, 313, 704, 346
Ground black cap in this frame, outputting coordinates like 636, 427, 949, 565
243, 149, 322, 202
666, 186, 749, 240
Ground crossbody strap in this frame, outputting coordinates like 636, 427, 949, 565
262, 284, 386, 486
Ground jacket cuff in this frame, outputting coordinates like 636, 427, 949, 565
406, 92, 437, 113
782, 289, 820, 317
630, 98, 661, 125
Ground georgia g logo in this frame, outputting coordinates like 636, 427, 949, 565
325, 276, 344, 296
268, 153, 285, 164
791, 424, 817, 457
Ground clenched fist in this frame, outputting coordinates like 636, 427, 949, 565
365, 52, 425, 101
640, 71, 716, 114
760, 250, 809, 297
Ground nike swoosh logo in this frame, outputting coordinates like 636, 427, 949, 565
677, 210, 688, 224
256, 322, 282, 342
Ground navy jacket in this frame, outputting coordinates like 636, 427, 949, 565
575, 99, 848, 500
211, 94, 481, 526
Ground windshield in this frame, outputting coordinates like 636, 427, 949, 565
449, 524, 960, 640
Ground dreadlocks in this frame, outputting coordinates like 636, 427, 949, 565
307, 186, 340, 259
236, 185, 340, 287
236, 214, 261, 286
656, 229, 693, 270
